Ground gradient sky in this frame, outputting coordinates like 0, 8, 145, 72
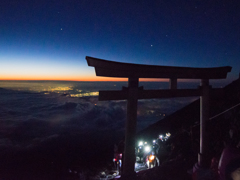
0, 0, 239, 81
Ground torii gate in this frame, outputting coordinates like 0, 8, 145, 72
86, 56, 231, 179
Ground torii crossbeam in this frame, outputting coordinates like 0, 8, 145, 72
86, 56, 231, 179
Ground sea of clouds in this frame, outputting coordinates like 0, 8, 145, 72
0, 81, 198, 178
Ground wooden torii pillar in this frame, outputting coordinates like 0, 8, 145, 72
86, 56, 231, 179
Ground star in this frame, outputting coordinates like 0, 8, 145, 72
61, 28, 63, 30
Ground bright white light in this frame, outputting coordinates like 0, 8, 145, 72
153, 140, 156, 143
139, 141, 143, 146
145, 146, 150, 152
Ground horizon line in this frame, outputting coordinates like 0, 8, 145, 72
0, 79, 214, 83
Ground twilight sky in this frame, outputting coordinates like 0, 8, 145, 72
0, 0, 239, 81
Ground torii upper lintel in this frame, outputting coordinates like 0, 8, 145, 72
86, 56, 231, 79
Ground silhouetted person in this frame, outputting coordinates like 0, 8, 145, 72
218, 135, 240, 180
118, 139, 125, 175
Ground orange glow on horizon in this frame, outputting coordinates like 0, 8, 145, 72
0, 76, 170, 81
0, 76, 127, 81
0, 75, 201, 82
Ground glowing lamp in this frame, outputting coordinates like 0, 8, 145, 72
144, 146, 150, 152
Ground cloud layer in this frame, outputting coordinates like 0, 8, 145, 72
0, 82, 197, 178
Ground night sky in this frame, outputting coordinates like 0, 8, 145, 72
1, 0, 240, 81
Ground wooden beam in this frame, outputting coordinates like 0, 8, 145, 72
98, 89, 202, 101
98, 88, 224, 101
138, 89, 202, 99
86, 56, 232, 79
99, 90, 128, 101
